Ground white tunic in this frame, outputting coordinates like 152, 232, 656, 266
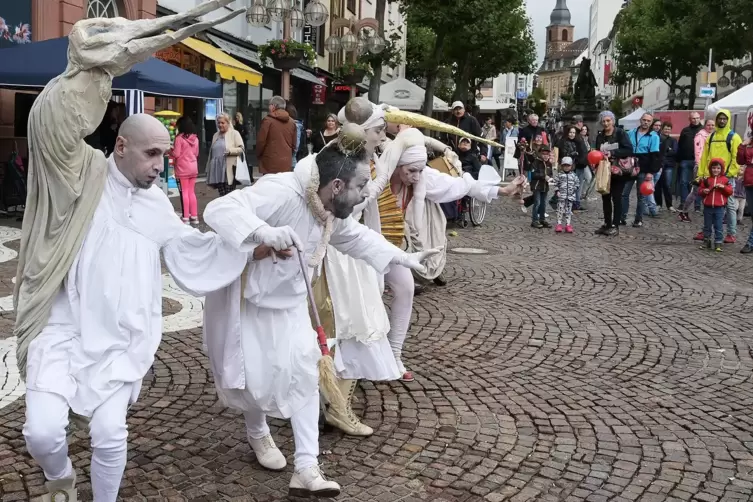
202, 164, 403, 419
24, 157, 247, 417
324, 166, 502, 377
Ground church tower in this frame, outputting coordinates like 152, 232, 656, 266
546, 0, 574, 55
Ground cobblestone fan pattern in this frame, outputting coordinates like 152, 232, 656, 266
1, 186, 753, 501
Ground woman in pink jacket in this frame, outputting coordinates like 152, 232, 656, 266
171, 117, 200, 224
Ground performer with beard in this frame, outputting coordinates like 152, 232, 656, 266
201, 123, 439, 498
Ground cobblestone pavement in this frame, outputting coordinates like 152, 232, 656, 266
1, 184, 753, 502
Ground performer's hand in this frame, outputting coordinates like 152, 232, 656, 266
252, 225, 303, 251
253, 245, 294, 261
391, 248, 443, 275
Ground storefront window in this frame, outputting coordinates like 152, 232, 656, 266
223, 80, 238, 120
261, 87, 274, 120
247, 85, 261, 149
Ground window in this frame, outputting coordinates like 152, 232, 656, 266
562, 29, 568, 41
86, 0, 121, 18
547, 29, 552, 42
481, 78, 493, 90
347, 0, 356, 14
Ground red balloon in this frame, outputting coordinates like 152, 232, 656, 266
587, 150, 604, 166
640, 180, 654, 196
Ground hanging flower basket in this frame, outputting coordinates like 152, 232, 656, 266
271, 49, 305, 69
259, 40, 317, 70
334, 62, 372, 85
343, 69, 367, 84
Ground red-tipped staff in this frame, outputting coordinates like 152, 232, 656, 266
296, 248, 345, 406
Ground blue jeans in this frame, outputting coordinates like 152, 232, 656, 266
532, 190, 547, 222
622, 172, 659, 222
747, 187, 753, 246
704, 206, 725, 244
678, 160, 696, 208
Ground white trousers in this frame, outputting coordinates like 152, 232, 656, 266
243, 391, 319, 471
384, 265, 414, 373
23, 384, 132, 502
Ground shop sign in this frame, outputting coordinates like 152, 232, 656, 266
312, 77, 327, 105
0, 0, 32, 48
333, 84, 352, 93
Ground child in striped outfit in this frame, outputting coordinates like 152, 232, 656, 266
555, 156, 578, 233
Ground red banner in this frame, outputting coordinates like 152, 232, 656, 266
604, 61, 611, 85
312, 77, 327, 105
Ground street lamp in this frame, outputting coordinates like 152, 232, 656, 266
246, 0, 330, 100
324, 17, 384, 98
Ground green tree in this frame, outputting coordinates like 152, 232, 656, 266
613, 0, 743, 110
527, 87, 547, 117
445, 0, 536, 106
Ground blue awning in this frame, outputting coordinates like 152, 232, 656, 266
0, 37, 222, 99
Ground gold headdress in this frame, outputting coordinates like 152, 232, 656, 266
383, 108, 503, 148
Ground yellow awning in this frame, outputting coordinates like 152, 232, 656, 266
169, 31, 262, 87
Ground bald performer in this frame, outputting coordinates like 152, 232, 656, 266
20, 113, 247, 501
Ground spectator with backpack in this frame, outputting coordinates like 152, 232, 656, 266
694, 109, 742, 243
738, 137, 753, 253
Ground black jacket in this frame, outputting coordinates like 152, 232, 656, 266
457, 150, 482, 179
556, 137, 587, 169
515, 148, 552, 192
443, 113, 482, 153
519, 124, 547, 146
677, 124, 703, 162
660, 134, 678, 170
594, 128, 634, 177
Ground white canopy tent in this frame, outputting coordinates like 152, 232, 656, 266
619, 107, 646, 130
378, 77, 449, 111
707, 83, 753, 116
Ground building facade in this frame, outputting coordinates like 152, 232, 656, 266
0, 0, 156, 158
588, 0, 621, 59
536, 0, 588, 108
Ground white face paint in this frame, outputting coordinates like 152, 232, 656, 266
365, 119, 387, 152
398, 163, 424, 186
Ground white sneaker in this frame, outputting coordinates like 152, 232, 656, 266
248, 434, 286, 471
289, 465, 341, 498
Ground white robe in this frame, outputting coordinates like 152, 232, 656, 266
24, 156, 247, 417
395, 168, 500, 280
202, 163, 403, 419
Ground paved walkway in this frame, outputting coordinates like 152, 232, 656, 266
1, 186, 753, 502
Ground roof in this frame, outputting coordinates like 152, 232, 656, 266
537, 38, 589, 72
549, 0, 571, 26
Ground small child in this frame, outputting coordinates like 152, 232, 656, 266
554, 156, 578, 233
698, 158, 734, 252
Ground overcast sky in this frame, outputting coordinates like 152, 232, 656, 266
526, 0, 591, 63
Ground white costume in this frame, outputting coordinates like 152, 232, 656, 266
13, 4, 249, 501
23, 157, 245, 500
202, 160, 415, 483
365, 128, 502, 377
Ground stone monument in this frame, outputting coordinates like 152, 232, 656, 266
563, 57, 601, 134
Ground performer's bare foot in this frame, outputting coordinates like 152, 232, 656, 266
289, 465, 341, 498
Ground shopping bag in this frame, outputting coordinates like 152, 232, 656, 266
595, 160, 611, 194
235, 152, 252, 186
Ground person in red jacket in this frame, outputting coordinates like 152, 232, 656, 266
171, 117, 200, 224
698, 158, 734, 251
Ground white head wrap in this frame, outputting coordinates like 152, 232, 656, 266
399, 145, 428, 167
338, 101, 386, 131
